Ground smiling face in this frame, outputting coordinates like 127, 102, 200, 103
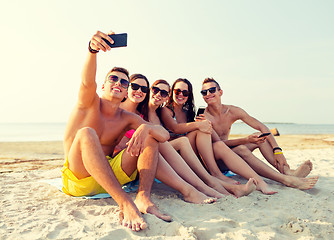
172, 81, 189, 106
102, 71, 129, 100
201, 82, 222, 105
150, 83, 170, 107
128, 78, 149, 104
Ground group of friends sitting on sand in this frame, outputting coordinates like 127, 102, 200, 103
61, 31, 318, 232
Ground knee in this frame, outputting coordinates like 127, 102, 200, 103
179, 136, 191, 147
76, 127, 98, 142
233, 145, 250, 157
144, 134, 159, 148
213, 141, 228, 151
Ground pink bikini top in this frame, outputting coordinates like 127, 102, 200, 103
124, 114, 144, 139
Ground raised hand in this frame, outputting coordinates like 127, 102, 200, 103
126, 124, 149, 156
89, 30, 115, 52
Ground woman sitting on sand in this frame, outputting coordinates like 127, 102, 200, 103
160, 78, 318, 193
117, 74, 256, 198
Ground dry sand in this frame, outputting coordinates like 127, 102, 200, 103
1, 135, 334, 239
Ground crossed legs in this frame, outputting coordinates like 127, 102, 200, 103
66, 127, 168, 231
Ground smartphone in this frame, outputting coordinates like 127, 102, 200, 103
102, 33, 127, 48
196, 107, 205, 116
258, 132, 271, 138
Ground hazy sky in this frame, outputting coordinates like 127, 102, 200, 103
1, 0, 333, 124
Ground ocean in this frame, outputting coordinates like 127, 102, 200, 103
1, 122, 334, 142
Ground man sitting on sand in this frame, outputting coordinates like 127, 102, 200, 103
61, 31, 173, 231
198, 78, 318, 190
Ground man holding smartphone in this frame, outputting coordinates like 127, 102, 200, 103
199, 78, 316, 183
62, 31, 171, 231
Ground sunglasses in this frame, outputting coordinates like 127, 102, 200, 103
151, 86, 169, 98
200, 87, 217, 96
108, 75, 130, 89
174, 89, 189, 97
130, 83, 149, 93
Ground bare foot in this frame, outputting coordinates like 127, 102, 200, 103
284, 175, 319, 190
256, 180, 277, 195
119, 201, 147, 231
134, 192, 172, 222
206, 177, 233, 196
286, 160, 313, 178
197, 183, 224, 199
183, 186, 217, 204
229, 178, 257, 198
213, 172, 240, 185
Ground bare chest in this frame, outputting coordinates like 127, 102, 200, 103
98, 118, 128, 149
208, 114, 235, 140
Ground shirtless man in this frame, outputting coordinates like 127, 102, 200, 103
199, 78, 318, 190
61, 31, 173, 232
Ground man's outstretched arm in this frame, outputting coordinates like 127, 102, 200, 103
78, 31, 114, 108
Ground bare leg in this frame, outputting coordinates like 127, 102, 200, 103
170, 137, 256, 197
67, 127, 146, 231
232, 145, 318, 190
129, 136, 172, 222
159, 141, 224, 197
212, 141, 277, 195
249, 141, 313, 177
186, 131, 239, 185
166, 138, 230, 196
156, 154, 216, 204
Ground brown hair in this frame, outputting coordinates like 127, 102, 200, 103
203, 78, 221, 90
151, 79, 170, 90
167, 78, 195, 122
105, 67, 130, 83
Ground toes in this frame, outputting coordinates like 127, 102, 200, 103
140, 222, 147, 230
122, 220, 129, 228
119, 211, 124, 224
132, 222, 140, 232
204, 198, 216, 204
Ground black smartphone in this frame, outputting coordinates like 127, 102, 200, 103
102, 33, 127, 48
258, 132, 271, 138
196, 107, 205, 116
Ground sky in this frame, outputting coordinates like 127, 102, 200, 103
0, 0, 333, 124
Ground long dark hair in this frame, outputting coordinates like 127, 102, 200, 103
151, 79, 170, 120
167, 78, 195, 122
129, 74, 150, 121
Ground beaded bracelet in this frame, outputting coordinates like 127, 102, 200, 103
88, 41, 99, 54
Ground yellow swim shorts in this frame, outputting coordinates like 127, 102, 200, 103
61, 149, 137, 197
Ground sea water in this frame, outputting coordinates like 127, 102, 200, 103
1, 122, 334, 142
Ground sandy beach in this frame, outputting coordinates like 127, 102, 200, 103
1, 135, 334, 239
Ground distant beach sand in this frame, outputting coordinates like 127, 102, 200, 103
1, 135, 334, 239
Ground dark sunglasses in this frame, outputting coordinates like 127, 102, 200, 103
151, 86, 169, 98
174, 89, 189, 97
108, 75, 130, 89
200, 87, 217, 96
130, 83, 149, 93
